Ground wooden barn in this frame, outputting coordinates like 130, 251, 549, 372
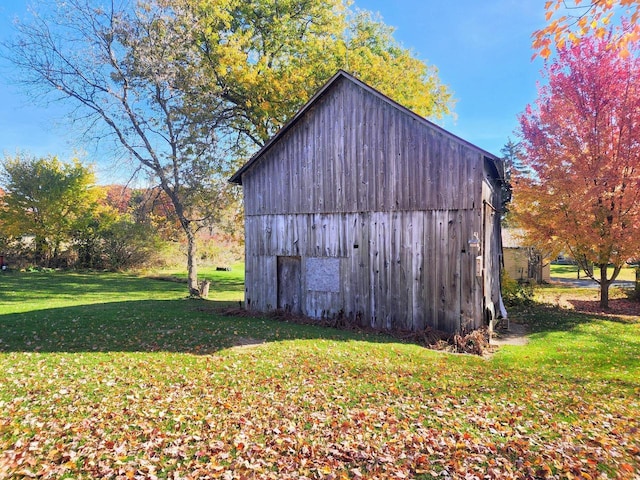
230, 70, 504, 333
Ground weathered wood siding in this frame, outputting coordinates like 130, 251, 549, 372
481, 167, 503, 324
242, 77, 481, 216
244, 210, 483, 332
239, 73, 501, 333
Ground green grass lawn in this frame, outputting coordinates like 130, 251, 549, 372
0, 270, 638, 478
551, 263, 638, 282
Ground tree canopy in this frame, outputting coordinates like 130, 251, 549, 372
514, 33, 640, 308
0, 154, 97, 266
182, 0, 454, 146
5, 0, 454, 293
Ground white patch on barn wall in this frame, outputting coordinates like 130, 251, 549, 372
306, 257, 341, 293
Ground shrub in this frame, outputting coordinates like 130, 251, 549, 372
197, 235, 243, 267
101, 220, 163, 271
71, 213, 165, 271
501, 270, 534, 306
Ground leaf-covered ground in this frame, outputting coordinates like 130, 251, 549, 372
536, 285, 640, 318
0, 271, 639, 479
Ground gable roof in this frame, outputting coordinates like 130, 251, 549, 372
229, 70, 499, 185
502, 228, 528, 249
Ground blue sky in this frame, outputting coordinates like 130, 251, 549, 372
356, 0, 546, 154
0, 0, 547, 183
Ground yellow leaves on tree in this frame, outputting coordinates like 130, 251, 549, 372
0, 154, 98, 267
534, 0, 640, 58
192, 0, 454, 147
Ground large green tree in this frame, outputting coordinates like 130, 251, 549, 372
0, 154, 97, 266
193, 0, 453, 146
5, 0, 454, 294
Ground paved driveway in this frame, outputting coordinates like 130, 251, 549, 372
550, 277, 635, 289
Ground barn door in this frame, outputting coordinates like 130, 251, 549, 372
277, 256, 302, 314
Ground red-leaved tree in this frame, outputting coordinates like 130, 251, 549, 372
514, 33, 640, 308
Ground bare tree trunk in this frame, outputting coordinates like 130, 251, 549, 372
35, 236, 49, 267
600, 263, 625, 309
599, 263, 611, 309
185, 225, 200, 297
164, 186, 202, 298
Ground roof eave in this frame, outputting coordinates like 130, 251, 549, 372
228, 70, 350, 185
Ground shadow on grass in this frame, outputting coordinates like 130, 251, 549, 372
0, 298, 397, 354
149, 273, 244, 291
551, 264, 580, 275
505, 302, 640, 388
509, 300, 640, 357
511, 302, 639, 334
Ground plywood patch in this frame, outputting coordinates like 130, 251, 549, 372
306, 257, 340, 293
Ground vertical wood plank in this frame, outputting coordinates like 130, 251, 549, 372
239, 74, 498, 333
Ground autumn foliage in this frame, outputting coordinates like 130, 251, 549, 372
534, 0, 640, 58
1, 270, 639, 479
514, 34, 640, 308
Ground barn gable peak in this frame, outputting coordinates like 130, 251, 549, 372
229, 70, 498, 185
